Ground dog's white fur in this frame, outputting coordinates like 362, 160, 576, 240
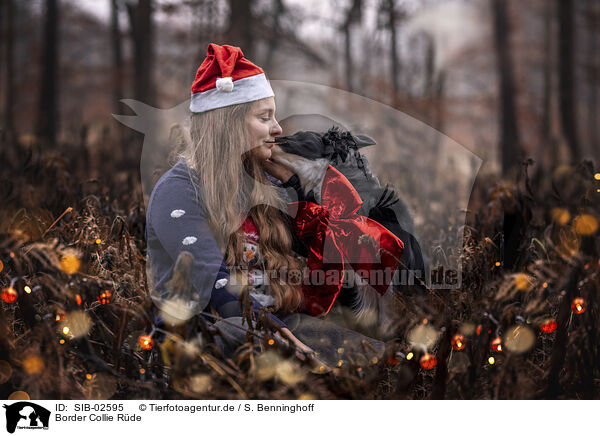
346, 270, 396, 337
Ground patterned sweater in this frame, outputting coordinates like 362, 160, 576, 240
145, 158, 308, 329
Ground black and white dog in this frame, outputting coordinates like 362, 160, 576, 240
271, 125, 427, 339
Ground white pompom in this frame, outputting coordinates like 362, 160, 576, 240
216, 77, 234, 92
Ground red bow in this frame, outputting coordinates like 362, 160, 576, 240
288, 166, 404, 316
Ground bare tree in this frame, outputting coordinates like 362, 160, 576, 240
556, 0, 581, 163
225, 0, 254, 59
265, 0, 285, 71
491, 0, 522, 175
424, 33, 435, 100
111, 0, 123, 113
342, 0, 362, 93
539, 0, 554, 169
492, 0, 526, 271
190, 0, 221, 65
126, 0, 154, 105
2, 0, 15, 142
379, 0, 401, 102
37, 0, 59, 146
586, 1, 598, 157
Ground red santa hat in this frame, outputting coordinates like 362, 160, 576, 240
190, 43, 274, 113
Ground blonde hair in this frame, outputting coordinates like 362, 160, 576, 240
181, 100, 304, 313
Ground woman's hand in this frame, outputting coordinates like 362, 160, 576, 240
262, 159, 295, 184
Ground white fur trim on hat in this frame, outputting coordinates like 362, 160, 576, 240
190, 73, 274, 113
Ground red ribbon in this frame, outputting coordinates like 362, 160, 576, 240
288, 165, 404, 316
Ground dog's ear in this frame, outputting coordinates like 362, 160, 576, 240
352, 134, 376, 149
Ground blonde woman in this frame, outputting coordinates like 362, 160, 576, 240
146, 44, 384, 363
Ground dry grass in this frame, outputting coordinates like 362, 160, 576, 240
0, 137, 598, 400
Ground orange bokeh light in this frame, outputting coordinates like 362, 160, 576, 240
540, 318, 557, 333
1, 287, 18, 303
138, 335, 154, 350
419, 353, 437, 370
571, 298, 586, 314
98, 290, 112, 305
451, 334, 466, 351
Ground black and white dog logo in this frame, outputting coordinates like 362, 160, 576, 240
3, 402, 50, 433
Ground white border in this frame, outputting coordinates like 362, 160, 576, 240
3, 400, 596, 436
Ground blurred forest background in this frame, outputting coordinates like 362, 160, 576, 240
1, 0, 598, 174
0, 0, 599, 400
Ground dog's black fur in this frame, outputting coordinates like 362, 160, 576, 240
272, 127, 427, 339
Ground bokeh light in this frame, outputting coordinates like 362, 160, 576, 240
540, 318, 557, 333
159, 298, 194, 326
98, 290, 112, 305
503, 325, 535, 354
188, 373, 212, 394
419, 353, 437, 370
550, 208, 570, 226
254, 351, 306, 385
571, 298, 586, 314
60, 254, 81, 275
1, 287, 18, 303
514, 273, 533, 291
451, 334, 466, 351
22, 355, 45, 374
8, 391, 30, 400
573, 214, 598, 235
407, 324, 439, 348
60, 311, 92, 338
138, 335, 154, 350
491, 337, 502, 352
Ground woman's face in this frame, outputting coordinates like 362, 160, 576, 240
245, 97, 282, 161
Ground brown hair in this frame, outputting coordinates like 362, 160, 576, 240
180, 100, 304, 313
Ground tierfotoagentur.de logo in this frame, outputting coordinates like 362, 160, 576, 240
3, 402, 50, 433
